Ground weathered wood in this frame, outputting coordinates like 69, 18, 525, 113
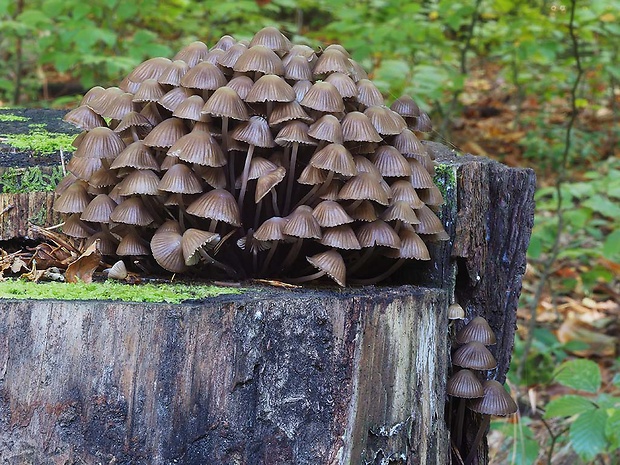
0, 287, 449, 465
0, 192, 62, 241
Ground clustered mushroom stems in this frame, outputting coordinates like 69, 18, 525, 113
446, 313, 518, 465
55, 27, 448, 286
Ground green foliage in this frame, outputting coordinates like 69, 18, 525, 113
0, 279, 241, 303
541, 360, 620, 462
1, 128, 75, 154
0, 166, 64, 193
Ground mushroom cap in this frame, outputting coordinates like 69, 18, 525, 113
86, 86, 124, 115
415, 111, 433, 132
186, 188, 241, 226
53, 182, 91, 214
468, 380, 518, 416
247, 157, 279, 180
157, 59, 190, 86
202, 86, 249, 121
100, 92, 138, 120
448, 303, 466, 320
313, 49, 351, 76
151, 228, 187, 273
338, 172, 389, 205
319, 224, 361, 250
63, 105, 107, 130
88, 167, 119, 188
255, 166, 286, 202
408, 159, 437, 188
74, 127, 126, 159
133, 78, 166, 103
418, 186, 444, 206
284, 55, 313, 81
381, 201, 420, 225
62, 213, 93, 238
218, 43, 248, 70
66, 157, 103, 181
233, 45, 284, 75
452, 341, 497, 370
182, 228, 221, 265
356, 219, 401, 249
447, 369, 484, 399
80, 86, 106, 107
348, 58, 368, 81
392, 128, 426, 157
250, 26, 292, 55
80, 194, 117, 223
456, 316, 497, 346
174, 41, 209, 67
300, 81, 345, 113
306, 250, 346, 287
384, 227, 429, 260
415, 205, 447, 235
308, 114, 343, 144
246, 74, 295, 103
391, 95, 421, 118
390, 180, 424, 209
180, 62, 227, 90
283, 205, 322, 239
269, 101, 313, 126
157, 87, 193, 112
158, 163, 203, 194
172, 95, 207, 122
168, 131, 226, 167
85, 231, 117, 256
116, 230, 150, 256
231, 116, 275, 148
346, 199, 377, 222
194, 165, 227, 189
341, 111, 382, 143
275, 121, 316, 147
143, 118, 188, 148
292, 80, 313, 102
312, 200, 354, 227
297, 164, 328, 185
308, 143, 357, 177
212, 34, 237, 51
370, 145, 412, 177
325, 72, 358, 99
364, 106, 407, 135
254, 216, 287, 241
106, 260, 128, 280
356, 79, 384, 108
113, 111, 152, 134
109, 196, 155, 226
116, 169, 161, 196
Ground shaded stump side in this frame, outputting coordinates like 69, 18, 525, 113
0, 286, 449, 465
427, 143, 536, 465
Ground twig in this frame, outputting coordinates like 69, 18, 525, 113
517, 0, 584, 381
540, 417, 569, 465
0, 204, 14, 217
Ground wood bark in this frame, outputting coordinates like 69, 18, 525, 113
0, 287, 449, 465
0, 192, 61, 241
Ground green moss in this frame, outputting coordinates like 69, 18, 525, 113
0, 279, 242, 303
433, 162, 457, 201
3, 128, 75, 155
0, 166, 65, 193
0, 113, 30, 122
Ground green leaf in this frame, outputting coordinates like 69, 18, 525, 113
603, 230, 620, 262
570, 408, 609, 461
605, 408, 620, 450
544, 395, 596, 418
582, 195, 620, 219
554, 359, 601, 393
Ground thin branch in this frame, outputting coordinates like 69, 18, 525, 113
517, 0, 584, 382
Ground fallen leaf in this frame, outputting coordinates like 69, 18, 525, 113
66, 240, 102, 284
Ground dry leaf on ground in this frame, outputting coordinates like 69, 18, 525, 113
65, 240, 102, 284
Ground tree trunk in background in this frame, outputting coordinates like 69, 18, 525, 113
0, 112, 537, 465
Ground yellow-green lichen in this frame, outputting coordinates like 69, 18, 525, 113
2, 128, 75, 155
0, 280, 242, 303
433, 162, 457, 201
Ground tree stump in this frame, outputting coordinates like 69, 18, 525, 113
0, 111, 537, 464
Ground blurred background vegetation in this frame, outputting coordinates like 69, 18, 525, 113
1, 0, 619, 463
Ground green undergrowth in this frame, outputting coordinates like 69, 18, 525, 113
0, 279, 242, 303
433, 162, 457, 201
2, 126, 75, 155
0, 166, 64, 193
0, 113, 29, 122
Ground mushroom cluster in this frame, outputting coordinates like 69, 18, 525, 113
447, 313, 517, 464
54, 27, 448, 286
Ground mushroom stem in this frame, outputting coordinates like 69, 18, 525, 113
209, 219, 219, 233
270, 189, 280, 216
295, 170, 334, 209
287, 269, 325, 283
346, 247, 375, 275
237, 144, 255, 208
130, 127, 140, 142
220, 116, 230, 189
463, 415, 491, 465
260, 241, 279, 275
283, 142, 299, 215
198, 248, 237, 278
253, 199, 263, 231
349, 258, 404, 284
455, 398, 466, 452
281, 238, 302, 271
